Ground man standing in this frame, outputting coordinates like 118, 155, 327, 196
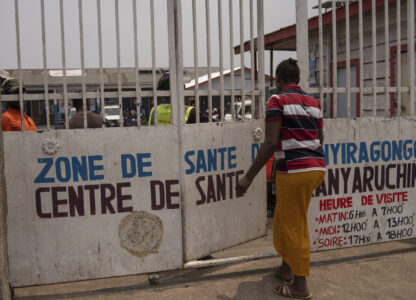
236, 58, 325, 299
148, 72, 171, 126
1, 70, 37, 132
69, 99, 104, 129
148, 73, 201, 125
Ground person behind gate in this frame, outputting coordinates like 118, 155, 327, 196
69, 98, 106, 129
1, 70, 37, 132
236, 58, 326, 299
148, 72, 208, 125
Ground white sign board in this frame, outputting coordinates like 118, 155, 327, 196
4, 127, 183, 287
3, 121, 268, 287
310, 117, 416, 251
182, 121, 267, 261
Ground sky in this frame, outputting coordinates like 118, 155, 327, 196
0, 0, 319, 75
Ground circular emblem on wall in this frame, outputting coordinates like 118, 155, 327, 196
252, 127, 263, 142
119, 211, 163, 257
42, 138, 60, 155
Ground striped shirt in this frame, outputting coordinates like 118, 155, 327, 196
266, 85, 326, 173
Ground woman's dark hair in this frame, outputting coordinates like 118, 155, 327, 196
275, 58, 300, 84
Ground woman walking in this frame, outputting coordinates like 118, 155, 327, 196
236, 58, 326, 299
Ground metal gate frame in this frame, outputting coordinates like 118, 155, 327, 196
0, 0, 266, 298
2, 0, 415, 298
0, 130, 10, 300
170, 0, 267, 266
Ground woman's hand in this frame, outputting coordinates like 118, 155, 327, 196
235, 122, 281, 197
236, 175, 253, 196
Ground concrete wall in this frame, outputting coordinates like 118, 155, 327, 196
310, 117, 416, 251
3, 127, 183, 286
2, 120, 266, 287
2, 112, 416, 286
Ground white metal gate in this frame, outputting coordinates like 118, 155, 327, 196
0, 0, 266, 291
3, 0, 415, 298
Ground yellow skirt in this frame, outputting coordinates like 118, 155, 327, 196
273, 171, 325, 276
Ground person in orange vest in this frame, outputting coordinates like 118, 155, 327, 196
1, 70, 37, 131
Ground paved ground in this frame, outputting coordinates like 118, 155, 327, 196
13, 220, 416, 300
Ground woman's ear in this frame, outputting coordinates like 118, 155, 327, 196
275, 76, 282, 90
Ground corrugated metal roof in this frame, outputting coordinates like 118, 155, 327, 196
235, 0, 396, 53
184, 66, 271, 89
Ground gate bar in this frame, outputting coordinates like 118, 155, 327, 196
14, 0, 25, 131
257, 0, 265, 118
0, 132, 11, 300
359, 0, 364, 117
78, 0, 87, 129
167, 0, 178, 127
229, 0, 236, 121
150, 0, 158, 125
331, 0, 337, 118
384, 0, 389, 116
174, 0, 184, 126
133, 0, 141, 126
205, 0, 213, 122
346, 1, 351, 118
166, 0, 185, 261
96, 0, 105, 127
115, 0, 123, 128
318, 0, 324, 107
325, 32, 331, 116
371, 0, 377, 116
396, 0, 401, 116
218, 0, 225, 122
40, 0, 51, 130
192, 0, 200, 123
184, 252, 278, 269
250, 0, 255, 119
239, 0, 246, 120
408, 0, 415, 116
296, 0, 308, 91
59, 0, 69, 130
